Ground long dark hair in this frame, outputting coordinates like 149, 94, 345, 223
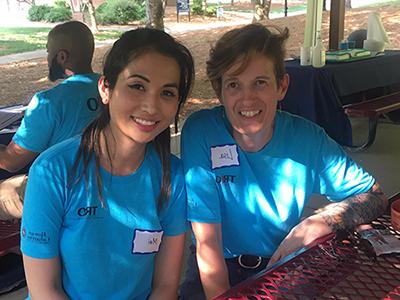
69, 28, 194, 209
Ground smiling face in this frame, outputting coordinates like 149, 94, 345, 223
220, 53, 289, 151
100, 51, 180, 148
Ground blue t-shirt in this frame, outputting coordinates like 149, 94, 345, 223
21, 136, 187, 299
181, 106, 375, 258
13, 73, 101, 153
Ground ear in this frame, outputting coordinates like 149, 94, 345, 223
56, 49, 69, 65
277, 73, 290, 102
98, 76, 110, 105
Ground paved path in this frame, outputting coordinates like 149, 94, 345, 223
0, 10, 254, 65
0, 8, 309, 65
0, 40, 116, 65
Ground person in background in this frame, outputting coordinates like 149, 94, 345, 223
0, 21, 101, 220
21, 28, 194, 299
179, 23, 387, 300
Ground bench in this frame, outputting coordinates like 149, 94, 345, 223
0, 221, 20, 256
344, 91, 400, 151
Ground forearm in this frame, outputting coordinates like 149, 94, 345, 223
30, 288, 69, 300
148, 285, 178, 300
0, 144, 7, 170
0, 141, 37, 172
196, 242, 230, 299
316, 183, 387, 231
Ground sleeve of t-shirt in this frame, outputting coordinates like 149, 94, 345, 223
313, 129, 375, 201
20, 159, 65, 259
12, 92, 59, 153
181, 114, 222, 223
159, 158, 188, 236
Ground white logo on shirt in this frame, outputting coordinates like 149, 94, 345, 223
211, 144, 240, 169
132, 229, 163, 254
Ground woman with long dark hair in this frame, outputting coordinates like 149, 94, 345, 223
21, 28, 194, 300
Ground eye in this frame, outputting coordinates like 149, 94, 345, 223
255, 79, 268, 86
225, 81, 239, 89
161, 89, 178, 99
128, 83, 145, 91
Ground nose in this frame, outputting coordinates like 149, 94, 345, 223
141, 91, 159, 115
242, 85, 257, 104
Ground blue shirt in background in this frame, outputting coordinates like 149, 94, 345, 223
13, 73, 101, 153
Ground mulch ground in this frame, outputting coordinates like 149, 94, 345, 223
1, 4, 399, 122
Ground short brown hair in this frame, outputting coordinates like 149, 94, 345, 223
206, 23, 289, 97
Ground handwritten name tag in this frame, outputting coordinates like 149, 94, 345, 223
211, 144, 239, 169
132, 229, 163, 254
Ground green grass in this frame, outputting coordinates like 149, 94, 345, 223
0, 27, 122, 57
0, 27, 49, 56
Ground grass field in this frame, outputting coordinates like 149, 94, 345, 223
0, 27, 122, 56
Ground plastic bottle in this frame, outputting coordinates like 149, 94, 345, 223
312, 32, 326, 68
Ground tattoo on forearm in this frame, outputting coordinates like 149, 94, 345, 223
317, 184, 387, 231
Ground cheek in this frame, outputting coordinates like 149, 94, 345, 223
162, 101, 179, 120
222, 87, 241, 99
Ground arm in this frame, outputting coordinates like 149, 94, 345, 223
317, 182, 387, 230
192, 222, 230, 300
23, 255, 69, 300
149, 234, 186, 300
268, 183, 387, 266
0, 142, 38, 172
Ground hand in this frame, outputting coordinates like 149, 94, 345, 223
267, 214, 332, 267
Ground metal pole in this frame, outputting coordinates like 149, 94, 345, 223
284, 0, 288, 17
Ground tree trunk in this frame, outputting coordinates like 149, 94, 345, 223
146, 0, 164, 30
345, 0, 352, 9
253, 0, 271, 22
84, 0, 98, 33
202, 0, 207, 11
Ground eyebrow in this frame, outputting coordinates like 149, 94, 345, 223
128, 74, 179, 89
223, 75, 271, 82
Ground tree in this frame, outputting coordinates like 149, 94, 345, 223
146, 0, 166, 30
345, 0, 352, 9
16, 0, 35, 5
82, 0, 98, 33
252, 0, 272, 22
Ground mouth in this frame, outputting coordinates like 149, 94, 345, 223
131, 116, 159, 131
132, 117, 158, 126
239, 110, 261, 118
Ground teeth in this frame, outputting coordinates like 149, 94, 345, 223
134, 117, 156, 126
240, 110, 260, 117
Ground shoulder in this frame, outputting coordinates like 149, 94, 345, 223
182, 106, 226, 141
32, 136, 81, 170
277, 111, 326, 138
62, 73, 101, 85
38, 73, 100, 98
183, 106, 224, 130
146, 146, 183, 172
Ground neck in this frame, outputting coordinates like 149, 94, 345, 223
65, 65, 93, 76
100, 128, 146, 176
233, 125, 274, 152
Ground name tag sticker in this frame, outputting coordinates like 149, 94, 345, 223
132, 229, 163, 254
211, 144, 239, 169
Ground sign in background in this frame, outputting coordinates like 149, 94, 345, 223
177, 0, 190, 13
